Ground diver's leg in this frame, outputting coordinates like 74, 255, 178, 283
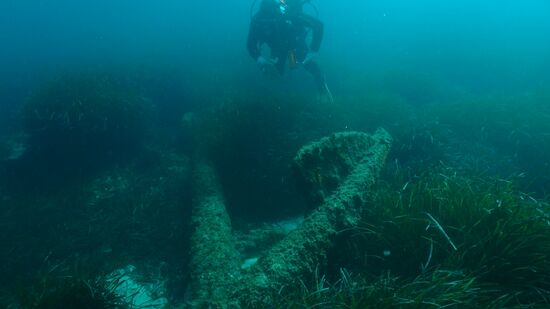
303, 61, 334, 103
273, 51, 287, 76
303, 61, 325, 93
295, 44, 324, 92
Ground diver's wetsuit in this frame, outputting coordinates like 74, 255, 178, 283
247, 3, 326, 92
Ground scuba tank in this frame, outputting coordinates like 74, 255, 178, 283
250, 0, 319, 19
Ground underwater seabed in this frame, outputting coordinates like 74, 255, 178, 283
1, 71, 550, 308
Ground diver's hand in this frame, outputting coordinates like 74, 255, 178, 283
256, 56, 275, 72
302, 52, 318, 65
256, 56, 279, 76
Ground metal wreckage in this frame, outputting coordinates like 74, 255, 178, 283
189, 128, 392, 307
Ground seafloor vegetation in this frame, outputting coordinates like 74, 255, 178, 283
1, 68, 550, 308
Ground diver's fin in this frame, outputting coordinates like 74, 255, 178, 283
323, 82, 334, 104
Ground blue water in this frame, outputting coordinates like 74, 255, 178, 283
2, 1, 550, 307
2, 1, 549, 123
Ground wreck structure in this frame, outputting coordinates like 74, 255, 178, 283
190, 129, 392, 307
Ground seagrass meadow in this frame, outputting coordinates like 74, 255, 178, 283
1, 69, 550, 307
2, 1, 550, 308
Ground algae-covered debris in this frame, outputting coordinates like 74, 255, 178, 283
189, 159, 242, 307
293, 129, 392, 211
189, 129, 392, 307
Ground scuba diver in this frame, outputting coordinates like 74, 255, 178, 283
247, 0, 333, 103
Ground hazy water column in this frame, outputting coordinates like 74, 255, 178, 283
321, 0, 550, 92
0, 0, 253, 132
2, 0, 550, 128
